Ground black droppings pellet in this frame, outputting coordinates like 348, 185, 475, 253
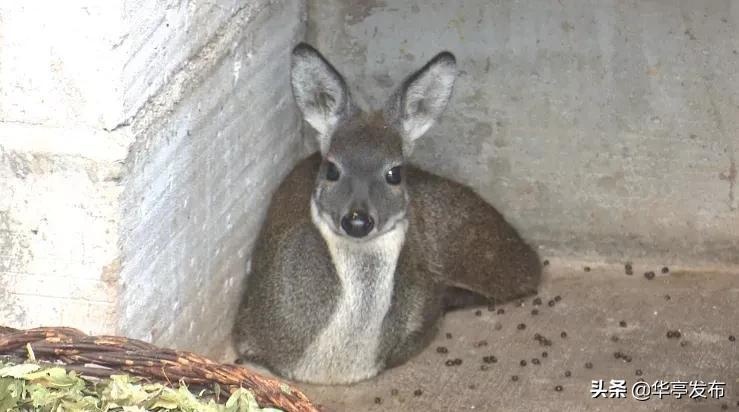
445, 359, 455, 367
560, 331, 567, 338
234, 358, 244, 365
475, 310, 482, 316
680, 340, 689, 347
480, 364, 489, 371
542, 339, 553, 346
520, 359, 527, 366
729, 335, 736, 342
468, 384, 477, 390
497, 308, 505, 315
555, 385, 563, 392
390, 389, 399, 396
534, 333, 542, 340
436, 346, 449, 354
584, 266, 591, 272
554, 295, 562, 302
542, 351, 548, 358
413, 389, 423, 397
494, 322, 503, 331
661, 266, 669, 274
610, 335, 619, 342
531, 309, 539, 316
548, 300, 555, 307
564, 370, 572, 377
483, 355, 497, 364
644, 271, 655, 280
533, 297, 542, 305
532, 358, 540, 365
635, 369, 643, 376
487, 304, 496, 312
517, 323, 526, 330
619, 320, 627, 327
446, 332, 452, 339
674, 331, 681, 338
585, 362, 593, 369
625, 262, 633, 275
543, 259, 550, 266
624, 356, 632, 363
474, 340, 488, 348
374, 397, 382, 404
614, 351, 622, 359
664, 294, 671, 301
511, 375, 519, 382
454, 358, 463, 365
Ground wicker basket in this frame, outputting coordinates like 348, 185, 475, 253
0, 326, 323, 412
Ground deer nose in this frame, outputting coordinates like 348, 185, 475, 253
340, 210, 374, 238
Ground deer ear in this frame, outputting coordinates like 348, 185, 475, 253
290, 43, 352, 154
385, 52, 457, 152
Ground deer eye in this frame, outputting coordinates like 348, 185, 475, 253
385, 166, 402, 185
325, 162, 340, 181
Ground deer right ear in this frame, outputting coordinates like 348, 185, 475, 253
290, 43, 352, 154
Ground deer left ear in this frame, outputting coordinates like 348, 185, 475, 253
385, 52, 457, 152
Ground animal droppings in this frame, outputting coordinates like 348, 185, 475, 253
619, 320, 627, 327
532, 358, 540, 365
729, 335, 736, 342
436, 346, 449, 354
543, 260, 550, 266
413, 389, 423, 397
374, 397, 382, 404
446, 333, 453, 339
661, 266, 669, 273
548, 300, 555, 307
554, 295, 562, 302
644, 271, 655, 280
533, 297, 542, 305
585, 362, 593, 369
560, 331, 567, 338
475, 310, 482, 316
555, 385, 563, 392
483, 355, 497, 364
497, 308, 505, 315
517, 323, 526, 330
564, 370, 572, 377
511, 375, 519, 382
520, 360, 527, 367
542, 351, 548, 358
531, 309, 539, 316
584, 266, 591, 272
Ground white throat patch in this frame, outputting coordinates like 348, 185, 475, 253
292, 199, 407, 383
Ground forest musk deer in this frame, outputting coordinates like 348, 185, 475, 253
233, 43, 541, 384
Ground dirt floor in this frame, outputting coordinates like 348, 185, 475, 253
285, 261, 739, 412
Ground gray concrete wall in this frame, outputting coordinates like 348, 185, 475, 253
1, 0, 307, 360
307, 0, 739, 268
118, 0, 306, 358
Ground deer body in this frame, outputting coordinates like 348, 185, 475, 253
233, 45, 541, 384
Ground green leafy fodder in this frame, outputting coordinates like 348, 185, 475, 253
0, 360, 283, 412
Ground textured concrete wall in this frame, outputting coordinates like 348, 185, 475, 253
1, 0, 307, 359
307, 0, 739, 268
117, 0, 306, 358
